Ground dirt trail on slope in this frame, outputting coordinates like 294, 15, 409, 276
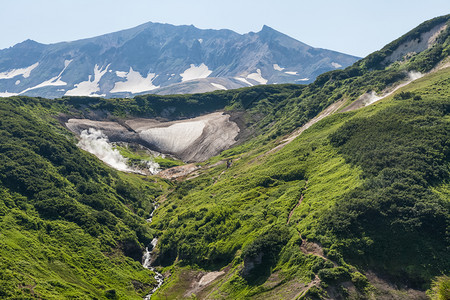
265, 99, 346, 157
341, 71, 423, 112
287, 181, 308, 224
183, 271, 226, 298
157, 163, 199, 180
293, 275, 321, 300
257, 65, 449, 160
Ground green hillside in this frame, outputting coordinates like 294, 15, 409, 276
0, 98, 170, 299
0, 15, 449, 300
149, 66, 449, 299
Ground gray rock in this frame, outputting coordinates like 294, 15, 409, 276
0, 22, 360, 98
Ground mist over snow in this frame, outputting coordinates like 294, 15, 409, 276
77, 128, 160, 174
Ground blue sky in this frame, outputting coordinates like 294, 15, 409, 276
1, 0, 449, 57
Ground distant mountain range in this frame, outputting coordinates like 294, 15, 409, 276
0, 22, 360, 98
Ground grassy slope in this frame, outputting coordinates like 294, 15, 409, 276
0, 98, 173, 299
0, 15, 448, 300
150, 63, 450, 299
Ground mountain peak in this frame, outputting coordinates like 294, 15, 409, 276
259, 25, 282, 35
17, 39, 41, 46
0, 22, 360, 98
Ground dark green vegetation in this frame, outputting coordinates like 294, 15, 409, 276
115, 144, 183, 170
325, 99, 449, 282
150, 68, 449, 299
0, 98, 170, 299
0, 15, 449, 300
148, 16, 450, 299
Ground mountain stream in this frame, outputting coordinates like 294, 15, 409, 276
142, 204, 164, 299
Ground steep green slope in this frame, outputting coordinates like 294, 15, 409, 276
147, 16, 450, 299
0, 14, 448, 300
0, 98, 169, 299
150, 62, 449, 300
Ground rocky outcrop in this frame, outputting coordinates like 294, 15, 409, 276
66, 112, 240, 162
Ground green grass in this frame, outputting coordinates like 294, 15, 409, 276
0, 99, 169, 299
115, 144, 184, 170
151, 66, 450, 298
0, 17, 449, 298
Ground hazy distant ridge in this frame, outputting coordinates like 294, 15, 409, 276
0, 22, 360, 98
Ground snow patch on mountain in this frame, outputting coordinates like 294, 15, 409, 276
65, 64, 109, 97
234, 77, 253, 86
331, 62, 342, 68
64, 59, 72, 68
116, 71, 128, 78
0, 62, 39, 79
211, 83, 227, 90
111, 67, 159, 94
20, 60, 72, 93
247, 69, 268, 84
139, 121, 206, 153
273, 64, 284, 71
0, 91, 18, 97
181, 63, 212, 82
21, 76, 67, 94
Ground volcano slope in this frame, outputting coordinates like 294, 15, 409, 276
0, 14, 449, 300
146, 16, 450, 299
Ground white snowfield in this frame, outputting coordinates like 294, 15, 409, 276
127, 112, 240, 162
211, 82, 227, 90
341, 71, 424, 112
331, 62, 342, 68
0, 62, 39, 80
20, 60, 72, 94
21, 77, 67, 94
180, 63, 212, 82
273, 64, 285, 71
67, 112, 240, 162
65, 64, 109, 97
138, 121, 206, 153
0, 91, 18, 97
111, 67, 159, 93
234, 77, 253, 86
246, 69, 268, 84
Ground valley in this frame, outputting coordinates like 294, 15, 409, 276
0, 14, 448, 300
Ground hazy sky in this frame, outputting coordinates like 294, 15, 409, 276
1, 0, 449, 57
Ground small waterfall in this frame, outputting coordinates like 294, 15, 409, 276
142, 205, 164, 299
146, 204, 159, 223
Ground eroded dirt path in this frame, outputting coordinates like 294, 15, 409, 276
261, 99, 346, 160
157, 163, 199, 180
287, 181, 308, 224
293, 275, 321, 300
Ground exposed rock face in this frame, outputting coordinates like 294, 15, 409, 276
66, 112, 239, 162
384, 23, 448, 64
0, 22, 360, 98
